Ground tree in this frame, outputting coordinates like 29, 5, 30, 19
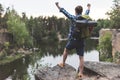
7, 8, 32, 48
93, 19, 113, 36
0, 4, 4, 18
0, 4, 4, 29
106, 0, 120, 29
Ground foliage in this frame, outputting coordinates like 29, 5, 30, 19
93, 19, 112, 37
4, 42, 10, 49
0, 3, 4, 17
106, 0, 120, 29
47, 30, 59, 41
0, 51, 5, 60
0, 4, 4, 29
113, 51, 120, 63
7, 9, 32, 48
97, 32, 113, 62
25, 16, 69, 46
0, 53, 23, 64
57, 18, 69, 38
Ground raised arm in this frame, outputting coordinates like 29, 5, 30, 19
55, 2, 61, 10
55, 2, 75, 21
85, 3, 91, 15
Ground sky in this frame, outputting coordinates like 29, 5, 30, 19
0, 0, 114, 20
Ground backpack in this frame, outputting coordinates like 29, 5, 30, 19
73, 15, 97, 39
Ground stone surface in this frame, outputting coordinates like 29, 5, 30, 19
35, 64, 77, 80
34, 61, 120, 80
112, 32, 120, 57
84, 61, 120, 79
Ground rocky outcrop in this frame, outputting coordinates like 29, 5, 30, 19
112, 32, 120, 57
84, 61, 120, 80
99, 29, 120, 62
35, 61, 120, 80
35, 64, 77, 80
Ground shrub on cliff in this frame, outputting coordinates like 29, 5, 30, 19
98, 32, 113, 62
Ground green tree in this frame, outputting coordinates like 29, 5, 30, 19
0, 4, 4, 29
0, 4, 4, 18
7, 9, 32, 48
106, 0, 120, 29
93, 19, 112, 36
58, 18, 69, 38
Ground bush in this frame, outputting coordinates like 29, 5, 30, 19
98, 32, 113, 62
7, 9, 32, 48
114, 51, 120, 63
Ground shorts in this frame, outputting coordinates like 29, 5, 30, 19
65, 39, 85, 56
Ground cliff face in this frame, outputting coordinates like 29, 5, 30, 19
112, 32, 120, 56
99, 29, 120, 63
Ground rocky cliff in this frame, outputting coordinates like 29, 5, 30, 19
99, 29, 120, 63
35, 61, 120, 80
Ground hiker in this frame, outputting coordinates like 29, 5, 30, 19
55, 2, 91, 78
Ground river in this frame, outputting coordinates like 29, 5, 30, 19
0, 38, 99, 80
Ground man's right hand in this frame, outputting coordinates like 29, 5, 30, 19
55, 2, 60, 10
55, 2, 59, 6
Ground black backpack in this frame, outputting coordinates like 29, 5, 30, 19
73, 15, 97, 39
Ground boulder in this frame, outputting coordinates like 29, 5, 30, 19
35, 64, 77, 80
34, 61, 120, 80
84, 61, 120, 79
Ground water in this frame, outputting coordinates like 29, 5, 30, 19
0, 39, 99, 80
40, 50, 99, 69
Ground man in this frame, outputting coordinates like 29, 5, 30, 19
55, 2, 90, 78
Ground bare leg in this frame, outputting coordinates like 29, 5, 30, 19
62, 48, 69, 64
58, 48, 69, 67
79, 56, 84, 76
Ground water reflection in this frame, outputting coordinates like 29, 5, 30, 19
38, 39, 98, 57
0, 39, 99, 80
0, 57, 30, 80
40, 39, 99, 70
40, 50, 99, 69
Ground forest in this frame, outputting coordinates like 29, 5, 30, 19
0, 0, 120, 61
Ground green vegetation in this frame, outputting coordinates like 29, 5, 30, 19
0, 4, 4, 20
0, 3, 70, 60
0, 54, 23, 65
93, 0, 120, 37
93, 19, 112, 37
7, 9, 32, 48
97, 0, 120, 62
0, 0, 120, 62
98, 32, 113, 62
114, 51, 120, 63
106, 0, 120, 29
